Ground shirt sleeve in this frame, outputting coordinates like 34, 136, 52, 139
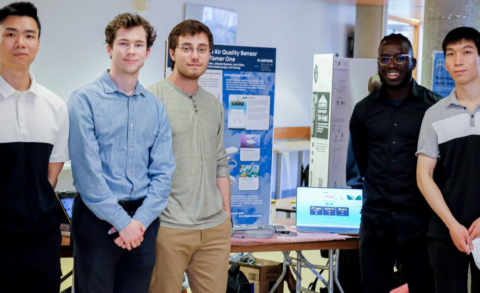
416, 109, 440, 158
349, 106, 368, 178
216, 101, 230, 178
133, 101, 175, 228
50, 102, 70, 162
68, 91, 131, 231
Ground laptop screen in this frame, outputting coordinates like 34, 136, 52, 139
56, 191, 76, 224
60, 198, 74, 222
296, 187, 362, 229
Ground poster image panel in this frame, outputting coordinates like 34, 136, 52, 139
312, 92, 331, 140
432, 51, 454, 98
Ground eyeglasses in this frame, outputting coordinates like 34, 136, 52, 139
176, 46, 211, 55
377, 54, 412, 66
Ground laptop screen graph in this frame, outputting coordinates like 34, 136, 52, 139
296, 187, 362, 230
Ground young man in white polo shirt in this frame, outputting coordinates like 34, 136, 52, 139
417, 26, 480, 293
0, 2, 69, 293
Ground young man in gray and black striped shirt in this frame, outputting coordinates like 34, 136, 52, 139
417, 26, 480, 293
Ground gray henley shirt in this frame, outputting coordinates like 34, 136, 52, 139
147, 79, 230, 230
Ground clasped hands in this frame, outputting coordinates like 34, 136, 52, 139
110, 219, 146, 251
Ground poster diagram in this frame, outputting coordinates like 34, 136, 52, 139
228, 95, 270, 130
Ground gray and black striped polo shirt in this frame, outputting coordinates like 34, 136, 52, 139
417, 89, 480, 240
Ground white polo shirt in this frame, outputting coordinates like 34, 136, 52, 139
0, 73, 69, 235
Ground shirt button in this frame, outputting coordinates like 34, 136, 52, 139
129, 147, 133, 151
392, 141, 396, 144
130, 122, 134, 127
392, 159, 396, 163
394, 123, 397, 126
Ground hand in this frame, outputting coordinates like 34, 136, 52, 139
449, 222, 473, 254
119, 219, 146, 251
109, 227, 126, 249
114, 235, 126, 249
468, 217, 480, 243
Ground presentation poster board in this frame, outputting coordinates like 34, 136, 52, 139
310, 55, 377, 188
167, 45, 276, 226
432, 51, 455, 97
310, 54, 334, 187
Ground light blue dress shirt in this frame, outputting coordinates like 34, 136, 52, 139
68, 70, 175, 231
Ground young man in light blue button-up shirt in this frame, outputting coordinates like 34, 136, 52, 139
68, 13, 175, 293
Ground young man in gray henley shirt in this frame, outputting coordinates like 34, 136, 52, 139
148, 20, 231, 293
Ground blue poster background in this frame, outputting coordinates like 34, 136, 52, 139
432, 51, 455, 98
211, 45, 276, 226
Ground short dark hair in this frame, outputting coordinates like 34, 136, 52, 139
0, 2, 41, 38
378, 33, 413, 55
168, 20, 214, 70
105, 13, 157, 49
442, 26, 480, 56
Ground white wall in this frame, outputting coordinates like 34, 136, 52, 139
3, 0, 355, 192
13, 0, 355, 128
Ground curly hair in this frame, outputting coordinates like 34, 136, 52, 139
105, 13, 156, 49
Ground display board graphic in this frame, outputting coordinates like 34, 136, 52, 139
432, 51, 455, 97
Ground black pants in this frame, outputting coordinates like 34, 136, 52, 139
0, 228, 61, 293
72, 197, 160, 293
429, 237, 480, 293
359, 219, 434, 293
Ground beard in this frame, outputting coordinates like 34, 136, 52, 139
176, 63, 207, 80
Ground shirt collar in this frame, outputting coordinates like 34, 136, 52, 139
444, 88, 462, 106
0, 72, 40, 99
100, 70, 146, 97
166, 79, 200, 98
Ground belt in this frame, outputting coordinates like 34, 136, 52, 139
77, 193, 145, 211
118, 197, 145, 211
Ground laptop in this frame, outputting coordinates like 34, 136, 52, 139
296, 187, 362, 234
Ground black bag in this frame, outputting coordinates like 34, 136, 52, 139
227, 263, 252, 293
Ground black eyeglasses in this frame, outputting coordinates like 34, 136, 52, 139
377, 54, 412, 66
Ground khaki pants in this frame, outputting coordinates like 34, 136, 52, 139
150, 218, 231, 293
